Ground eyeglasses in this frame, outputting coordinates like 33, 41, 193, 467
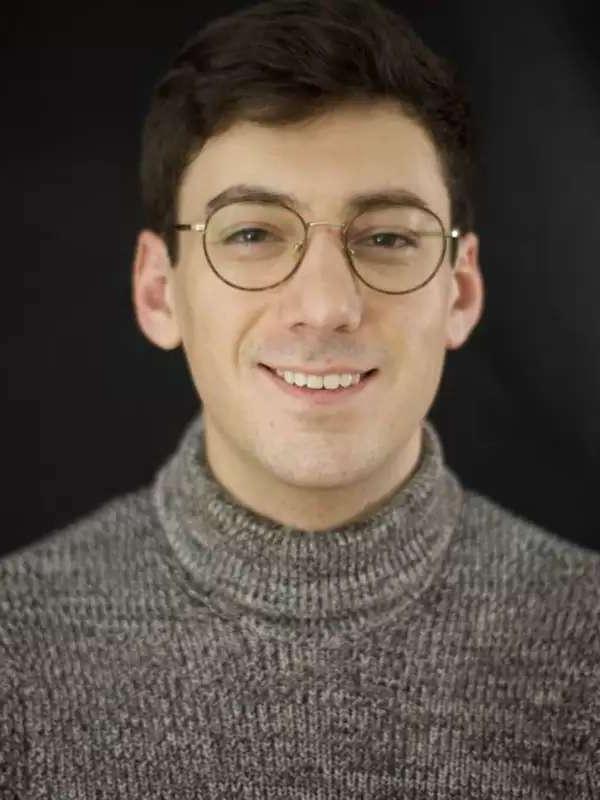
174, 200, 460, 294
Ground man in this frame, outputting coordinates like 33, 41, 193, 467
2, 0, 599, 797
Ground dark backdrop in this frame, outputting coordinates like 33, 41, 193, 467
7, 0, 599, 557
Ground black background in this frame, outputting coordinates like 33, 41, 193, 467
7, 0, 599, 557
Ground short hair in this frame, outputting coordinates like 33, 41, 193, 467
140, 0, 478, 266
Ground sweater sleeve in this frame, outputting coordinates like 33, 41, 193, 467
583, 672, 600, 799
581, 564, 600, 800
0, 633, 26, 798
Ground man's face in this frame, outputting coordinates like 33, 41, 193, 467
135, 101, 482, 526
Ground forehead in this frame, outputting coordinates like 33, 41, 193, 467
179, 101, 450, 224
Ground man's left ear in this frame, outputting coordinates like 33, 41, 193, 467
445, 232, 485, 350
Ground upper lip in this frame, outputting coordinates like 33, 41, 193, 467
261, 364, 376, 375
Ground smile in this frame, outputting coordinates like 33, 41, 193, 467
258, 364, 379, 405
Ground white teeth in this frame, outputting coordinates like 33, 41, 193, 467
288, 370, 307, 387
275, 369, 363, 390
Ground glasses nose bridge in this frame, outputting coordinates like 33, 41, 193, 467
306, 220, 345, 232
303, 219, 347, 250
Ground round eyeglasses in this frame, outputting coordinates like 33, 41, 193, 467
174, 201, 460, 294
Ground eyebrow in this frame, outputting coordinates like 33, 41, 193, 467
204, 183, 435, 218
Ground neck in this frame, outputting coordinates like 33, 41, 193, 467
203, 414, 423, 532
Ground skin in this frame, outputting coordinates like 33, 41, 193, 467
132, 100, 484, 531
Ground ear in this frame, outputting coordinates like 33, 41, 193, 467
131, 230, 182, 351
445, 232, 485, 350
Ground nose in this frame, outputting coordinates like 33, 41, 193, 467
279, 222, 363, 332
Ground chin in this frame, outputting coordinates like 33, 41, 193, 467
258, 445, 383, 490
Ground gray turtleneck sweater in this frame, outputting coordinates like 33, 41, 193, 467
1, 414, 599, 799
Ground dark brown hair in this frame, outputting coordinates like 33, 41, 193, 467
140, 0, 478, 265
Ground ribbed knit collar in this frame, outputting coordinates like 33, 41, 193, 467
152, 412, 464, 644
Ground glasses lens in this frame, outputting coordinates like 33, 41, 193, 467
205, 202, 304, 289
347, 205, 445, 293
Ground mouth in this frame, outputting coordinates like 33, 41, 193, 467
258, 364, 379, 404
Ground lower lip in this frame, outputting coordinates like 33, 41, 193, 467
258, 365, 378, 404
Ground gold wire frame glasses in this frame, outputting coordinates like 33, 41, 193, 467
174, 200, 460, 294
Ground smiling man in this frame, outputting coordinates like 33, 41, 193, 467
2, 1, 599, 797
136, 103, 481, 532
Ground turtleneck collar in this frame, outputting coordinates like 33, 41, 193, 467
152, 412, 464, 644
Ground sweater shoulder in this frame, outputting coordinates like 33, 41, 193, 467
0, 485, 160, 609
459, 487, 600, 607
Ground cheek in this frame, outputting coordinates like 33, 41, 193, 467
175, 274, 260, 404
172, 274, 228, 394
395, 297, 448, 385
392, 283, 447, 345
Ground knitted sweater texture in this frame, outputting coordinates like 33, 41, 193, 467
1, 413, 599, 799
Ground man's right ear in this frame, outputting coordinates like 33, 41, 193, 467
131, 230, 182, 351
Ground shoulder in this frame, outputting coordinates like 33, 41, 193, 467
0, 485, 160, 610
454, 490, 600, 779
445, 488, 600, 699
458, 487, 600, 610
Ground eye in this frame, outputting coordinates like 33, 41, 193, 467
224, 227, 275, 245
364, 232, 417, 248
